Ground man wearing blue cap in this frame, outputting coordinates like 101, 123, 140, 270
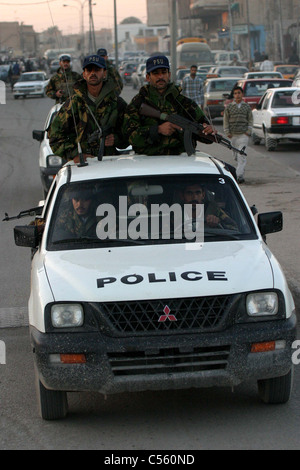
97, 48, 123, 95
123, 55, 214, 155
46, 53, 82, 104
48, 54, 128, 162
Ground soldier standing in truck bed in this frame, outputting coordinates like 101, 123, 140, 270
46, 54, 82, 104
122, 55, 214, 156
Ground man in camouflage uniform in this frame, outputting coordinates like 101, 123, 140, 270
97, 48, 123, 96
122, 55, 214, 156
48, 54, 128, 162
54, 187, 99, 240
46, 54, 82, 104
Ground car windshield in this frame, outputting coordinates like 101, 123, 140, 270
276, 66, 298, 74
218, 67, 247, 77
209, 79, 237, 91
244, 80, 292, 97
271, 90, 300, 108
19, 73, 45, 82
47, 174, 257, 251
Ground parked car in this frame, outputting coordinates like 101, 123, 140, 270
13, 152, 296, 419
243, 71, 283, 79
207, 66, 248, 78
203, 77, 239, 119
274, 65, 299, 80
131, 64, 146, 89
13, 71, 49, 99
252, 87, 300, 151
119, 62, 139, 85
32, 103, 64, 196
224, 78, 293, 109
0, 64, 11, 82
49, 59, 60, 74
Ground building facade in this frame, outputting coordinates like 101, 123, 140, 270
146, 0, 299, 62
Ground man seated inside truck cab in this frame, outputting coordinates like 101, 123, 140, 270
179, 183, 238, 231
53, 186, 99, 241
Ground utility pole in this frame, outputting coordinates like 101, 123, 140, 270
114, 0, 119, 69
170, 0, 177, 81
245, 0, 251, 61
228, 0, 234, 51
88, 0, 96, 53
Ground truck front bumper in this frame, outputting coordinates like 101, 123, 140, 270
30, 314, 297, 394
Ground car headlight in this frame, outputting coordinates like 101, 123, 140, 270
51, 304, 84, 328
246, 292, 278, 316
47, 155, 62, 167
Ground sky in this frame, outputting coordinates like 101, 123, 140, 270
0, 0, 147, 34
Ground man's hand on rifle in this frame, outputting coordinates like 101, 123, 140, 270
202, 123, 215, 136
158, 122, 182, 136
105, 133, 114, 146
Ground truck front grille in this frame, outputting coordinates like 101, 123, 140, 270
100, 295, 233, 334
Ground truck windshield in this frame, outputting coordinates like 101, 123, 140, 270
47, 174, 257, 250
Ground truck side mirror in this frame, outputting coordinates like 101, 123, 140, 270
14, 225, 40, 248
32, 130, 44, 142
258, 211, 282, 236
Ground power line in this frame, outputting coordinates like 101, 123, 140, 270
0, 0, 58, 5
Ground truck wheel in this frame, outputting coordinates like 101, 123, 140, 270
252, 132, 261, 145
257, 368, 293, 404
36, 378, 68, 420
265, 132, 277, 151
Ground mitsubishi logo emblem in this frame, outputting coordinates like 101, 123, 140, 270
158, 305, 177, 322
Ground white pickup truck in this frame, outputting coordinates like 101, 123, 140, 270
13, 153, 296, 419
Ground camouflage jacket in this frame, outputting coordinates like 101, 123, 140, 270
106, 60, 123, 96
122, 83, 210, 156
55, 207, 99, 239
48, 78, 128, 160
45, 67, 82, 103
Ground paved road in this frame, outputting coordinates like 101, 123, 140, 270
0, 85, 299, 450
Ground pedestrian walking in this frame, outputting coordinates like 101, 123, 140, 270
223, 85, 253, 184
181, 64, 204, 108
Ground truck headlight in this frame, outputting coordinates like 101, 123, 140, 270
47, 155, 62, 167
51, 304, 84, 328
246, 292, 278, 316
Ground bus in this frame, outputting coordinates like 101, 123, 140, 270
176, 41, 214, 68
176, 36, 207, 46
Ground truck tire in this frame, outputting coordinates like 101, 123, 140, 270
257, 367, 293, 404
252, 132, 261, 145
36, 378, 68, 420
265, 132, 277, 151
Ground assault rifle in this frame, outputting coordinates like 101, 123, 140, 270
3, 205, 43, 222
139, 103, 247, 157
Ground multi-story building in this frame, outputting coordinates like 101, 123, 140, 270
146, 0, 299, 63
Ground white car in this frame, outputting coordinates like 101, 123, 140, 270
243, 71, 283, 79
13, 71, 49, 99
32, 104, 64, 196
13, 153, 296, 419
252, 87, 300, 151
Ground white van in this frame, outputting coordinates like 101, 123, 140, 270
14, 153, 296, 419
214, 50, 243, 65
